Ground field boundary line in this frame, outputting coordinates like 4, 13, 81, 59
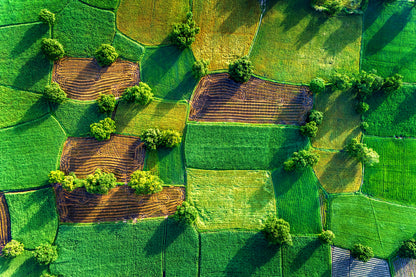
79, 0, 118, 11
0, 83, 43, 95
364, 134, 416, 140
0, 21, 42, 29
50, 114, 68, 137
248, 0, 265, 56
369, 199, 384, 253
0, 113, 51, 132
3, 184, 53, 194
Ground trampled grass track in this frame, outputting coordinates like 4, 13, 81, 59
54, 185, 185, 223
189, 73, 313, 125
0, 193, 10, 249
52, 57, 140, 100
60, 135, 145, 182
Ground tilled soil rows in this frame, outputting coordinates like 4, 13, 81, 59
0, 193, 11, 249
54, 185, 185, 223
53, 57, 140, 100
189, 73, 313, 125
60, 135, 145, 183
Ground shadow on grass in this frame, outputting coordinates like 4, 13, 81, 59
323, 16, 361, 55
144, 219, 186, 256
217, 0, 260, 34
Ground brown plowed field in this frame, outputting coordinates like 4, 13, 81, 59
60, 135, 145, 183
0, 193, 11, 249
54, 185, 185, 223
52, 57, 140, 100
189, 73, 313, 125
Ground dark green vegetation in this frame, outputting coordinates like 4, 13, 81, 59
41, 39, 65, 61
34, 244, 58, 265
319, 230, 335, 244
399, 239, 416, 259
283, 149, 320, 172
112, 32, 144, 62
228, 56, 253, 83
192, 59, 209, 78
90, 117, 116, 141
174, 201, 198, 225
39, 9, 56, 26
185, 123, 308, 170
122, 83, 153, 105
5, 188, 58, 249
43, 83, 66, 104
300, 121, 319, 138
127, 170, 163, 195
84, 169, 117, 194
263, 217, 293, 246
310, 77, 325, 94
80, 0, 119, 10
170, 12, 200, 49
141, 128, 182, 150
0, 251, 48, 276
94, 44, 118, 66
2, 240, 24, 259
345, 137, 379, 166
351, 244, 374, 262
96, 93, 116, 113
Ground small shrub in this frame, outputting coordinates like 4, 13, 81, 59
84, 169, 117, 194
39, 9, 55, 25
2, 240, 24, 258
174, 201, 198, 225
383, 73, 403, 93
360, 121, 369, 131
160, 130, 182, 148
44, 83, 67, 104
399, 238, 416, 259
331, 72, 352, 90
284, 149, 320, 171
41, 38, 65, 61
355, 101, 369, 114
351, 243, 374, 262
263, 216, 293, 246
128, 170, 163, 195
307, 110, 324, 125
48, 170, 65, 184
90, 117, 116, 141
318, 230, 335, 244
300, 121, 318, 138
345, 138, 379, 166
97, 93, 116, 113
310, 77, 326, 94
170, 12, 200, 49
228, 56, 253, 83
94, 44, 118, 67
34, 243, 58, 265
122, 83, 153, 105
192, 59, 210, 78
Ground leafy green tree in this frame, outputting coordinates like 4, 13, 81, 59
97, 93, 116, 113
160, 130, 182, 148
40, 273, 57, 277
170, 12, 200, 49
2, 240, 24, 258
39, 9, 55, 25
94, 44, 118, 67
345, 138, 379, 166
128, 170, 163, 195
34, 243, 58, 265
310, 77, 325, 94
318, 230, 335, 244
353, 70, 383, 99
43, 82, 67, 104
141, 128, 162, 150
283, 149, 320, 171
307, 110, 324, 125
84, 169, 117, 194
228, 56, 253, 83
41, 38, 65, 61
360, 121, 369, 131
174, 201, 198, 225
355, 101, 369, 114
192, 59, 210, 78
48, 170, 65, 184
351, 244, 373, 262
90, 117, 116, 141
399, 239, 416, 259
61, 174, 81, 192
122, 83, 153, 105
331, 72, 352, 90
263, 216, 293, 246
383, 73, 403, 93
300, 121, 318, 138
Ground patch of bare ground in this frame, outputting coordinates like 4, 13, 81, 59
0, 193, 11, 249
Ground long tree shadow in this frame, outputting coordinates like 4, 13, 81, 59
286, 239, 321, 274
295, 15, 328, 50
279, 0, 310, 32
217, 0, 260, 34
144, 219, 186, 256
323, 15, 362, 55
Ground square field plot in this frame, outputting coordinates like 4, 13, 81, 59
250, 0, 362, 84
187, 169, 276, 230
362, 1, 416, 82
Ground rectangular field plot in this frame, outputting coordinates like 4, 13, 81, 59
189, 73, 313, 125
362, 1, 416, 82
272, 168, 322, 234
363, 137, 416, 206
115, 99, 188, 137
185, 123, 308, 170
200, 231, 282, 276
60, 135, 145, 183
187, 169, 276, 231
330, 194, 416, 258
55, 185, 185, 223
53, 57, 140, 100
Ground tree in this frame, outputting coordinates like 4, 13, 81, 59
84, 169, 117, 194
122, 83, 153, 105
174, 201, 198, 225
128, 170, 163, 195
2, 240, 24, 258
39, 9, 55, 25
192, 59, 209, 78
94, 44, 118, 67
263, 216, 293, 246
353, 70, 383, 99
351, 244, 374, 262
43, 82, 67, 104
309, 77, 325, 94
228, 56, 253, 83
170, 12, 200, 49
331, 72, 352, 90
41, 38, 65, 61
61, 174, 80, 192
34, 243, 58, 265
97, 93, 116, 113
48, 170, 65, 184
307, 110, 324, 125
283, 149, 320, 171
90, 117, 116, 141
355, 101, 369, 114
41, 273, 57, 277
300, 121, 318, 138
345, 138, 379, 166
141, 128, 162, 150
318, 230, 335, 244
399, 238, 416, 259
383, 73, 403, 93
160, 130, 182, 148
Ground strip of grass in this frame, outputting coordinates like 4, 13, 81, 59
80, 0, 119, 10
185, 123, 308, 170
53, 100, 106, 137
364, 84, 416, 137
313, 150, 362, 193
192, 0, 261, 70
282, 236, 331, 277
115, 99, 188, 136
330, 194, 416, 259
362, 1, 416, 82
5, 188, 58, 249
0, 23, 51, 92
54, 1, 115, 57
116, 0, 189, 45
250, 0, 361, 83
0, 251, 48, 277
141, 46, 197, 100
272, 167, 322, 234
312, 89, 361, 150
0, 85, 49, 129
112, 32, 145, 62
200, 231, 282, 276
0, 115, 67, 190
0, 0, 68, 26
363, 136, 416, 207
187, 169, 276, 231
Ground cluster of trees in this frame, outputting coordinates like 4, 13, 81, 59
228, 56, 253, 83
43, 82, 67, 104
345, 137, 379, 166
192, 59, 209, 79
90, 117, 116, 141
141, 128, 182, 150
94, 44, 118, 67
127, 170, 163, 195
399, 238, 416, 259
39, 9, 55, 26
122, 83, 153, 105
300, 110, 324, 138
262, 216, 293, 246
173, 201, 199, 225
283, 149, 320, 172
2, 240, 58, 265
351, 243, 374, 262
170, 12, 200, 49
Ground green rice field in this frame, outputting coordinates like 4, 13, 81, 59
0, 251, 48, 277
112, 32, 145, 62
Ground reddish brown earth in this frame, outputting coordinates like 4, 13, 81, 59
54, 185, 185, 223
0, 193, 11, 249
60, 135, 145, 183
189, 73, 313, 125
52, 57, 140, 100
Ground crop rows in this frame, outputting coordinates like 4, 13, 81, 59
0, 193, 10, 249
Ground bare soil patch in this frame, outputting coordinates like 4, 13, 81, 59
54, 185, 185, 223
60, 135, 145, 183
53, 57, 140, 100
189, 73, 313, 125
0, 193, 11, 249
